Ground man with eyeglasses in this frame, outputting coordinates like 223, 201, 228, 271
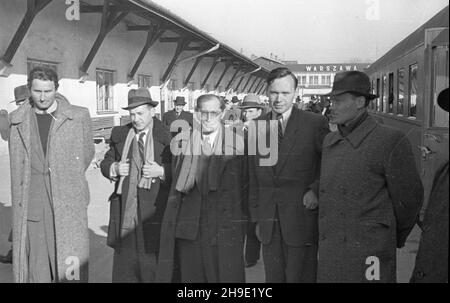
157, 94, 248, 283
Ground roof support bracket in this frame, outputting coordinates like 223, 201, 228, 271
183, 56, 203, 87
127, 25, 165, 83
225, 63, 243, 91
253, 78, 265, 93
201, 56, 220, 89
79, 0, 128, 81
0, 0, 53, 77
160, 37, 190, 83
247, 77, 260, 93
214, 60, 233, 90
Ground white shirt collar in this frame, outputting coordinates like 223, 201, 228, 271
280, 105, 293, 123
202, 129, 219, 148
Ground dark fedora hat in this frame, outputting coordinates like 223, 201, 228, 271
231, 96, 240, 104
122, 88, 158, 110
174, 96, 186, 106
437, 87, 449, 112
324, 71, 378, 100
240, 93, 264, 109
10, 85, 30, 104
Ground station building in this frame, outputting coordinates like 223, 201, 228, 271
284, 62, 371, 102
0, 0, 270, 155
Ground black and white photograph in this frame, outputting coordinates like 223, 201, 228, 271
0, 0, 448, 288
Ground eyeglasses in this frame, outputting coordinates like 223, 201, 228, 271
196, 110, 222, 120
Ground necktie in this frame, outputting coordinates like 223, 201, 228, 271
202, 136, 212, 156
276, 114, 283, 145
138, 132, 145, 162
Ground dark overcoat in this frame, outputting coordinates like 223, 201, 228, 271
162, 110, 193, 134
317, 115, 423, 283
100, 118, 172, 254
411, 161, 448, 283
156, 131, 248, 282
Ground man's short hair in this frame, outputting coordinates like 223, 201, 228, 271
266, 67, 298, 88
195, 94, 225, 111
27, 66, 59, 90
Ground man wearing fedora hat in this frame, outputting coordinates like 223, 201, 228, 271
162, 96, 193, 137
9, 66, 95, 282
317, 71, 423, 282
1, 85, 31, 141
411, 87, 448, 283
222, 96, 241, 124
100, 87, 172, 283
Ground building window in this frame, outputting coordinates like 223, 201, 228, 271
408, 64, 418, 118
301, 75, 307, 85
321, 75, 326, 85
388, 72, 394, 113
376, 78, 380, 111
382, 75, 387, 112
308, 76, 314, 85
314, 76, 319, 85
96, 69, 114, 112
138, 74, 152, 88
397, 68, 405, 115
432, 45, 449, 127
326, 75, 331, 86
27, 59, 58, 75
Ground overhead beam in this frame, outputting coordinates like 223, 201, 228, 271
0, 0, 53, 74
234, 74, 246, 92
247, 77, 259, 93
214, 60, 233, 90
183, 56, 203, 87
79, 0, 128, 81
241, 75, 253, 92
127, 25, 165, 82
81, 4, 144, 13
201, 57, 220, 88
257, 83, 267, 95
159, 36, 201, 43
225, 63, 243, 91
161, 37, 190, 83
252, 78, 265, 93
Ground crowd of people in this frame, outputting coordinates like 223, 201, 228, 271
0, 66, 447, 283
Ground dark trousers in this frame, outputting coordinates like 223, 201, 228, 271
112, 217, 156, 283
26, 216, 56, 283
245, 221, 261, 264
262, 214, 318, 283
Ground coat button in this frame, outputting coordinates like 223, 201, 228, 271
320, 234, 326, 241
320, 189, 325, 194
18, 202, 22, 207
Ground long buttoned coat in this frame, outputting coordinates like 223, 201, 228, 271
156, 130, 248, 282
100, 119, 172, 254
317, 114, 423, 283
9, 98, 94, 283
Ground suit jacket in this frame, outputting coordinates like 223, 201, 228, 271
162, 110, 193, 136
248, 107, 330, 246
100, 118, 172, 253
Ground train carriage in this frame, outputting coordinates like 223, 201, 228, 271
366, 6, 449, 213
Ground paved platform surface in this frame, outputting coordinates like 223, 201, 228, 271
0, 153, 420, 283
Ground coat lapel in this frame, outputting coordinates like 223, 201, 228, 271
10, 102, 33, 158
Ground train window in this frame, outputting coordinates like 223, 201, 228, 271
432, 46, 449, 127
376, 78, 380, 111
382, 75, 387, 112
397, 68, 405, 115
388, 73, 394, 113
408, 64, 418, 118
